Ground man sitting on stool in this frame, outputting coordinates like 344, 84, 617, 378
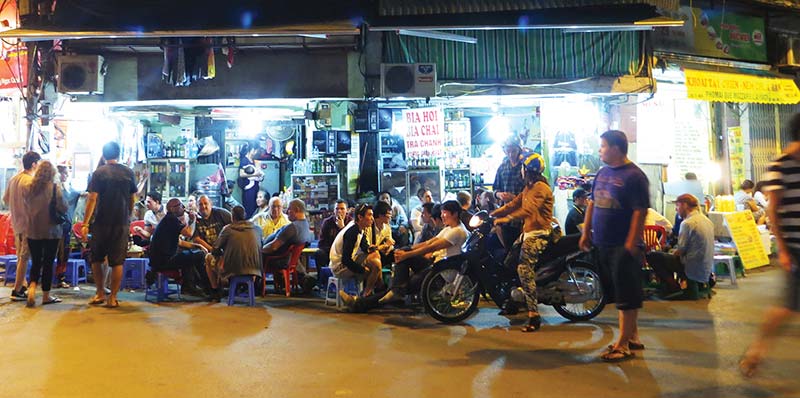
148, 198, 208, 297
645, 194, 714, 299
329, 203, 384, 297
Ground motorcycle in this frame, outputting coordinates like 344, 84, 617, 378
420, 210, 607, 324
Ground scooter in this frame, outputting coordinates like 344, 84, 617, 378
420, 211, 607, 324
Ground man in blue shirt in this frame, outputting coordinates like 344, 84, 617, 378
645, 194, 714, 298
492, 136, 525, 248
580, 130, 649, 362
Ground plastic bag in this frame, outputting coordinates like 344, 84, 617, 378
198, 136, 220, 157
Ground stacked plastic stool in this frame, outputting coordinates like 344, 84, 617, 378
713, 255, 739, 286
228, 275, 256, 307
122, 258, 149, 289
145, 271, 182, 303
325, 275, 362, 308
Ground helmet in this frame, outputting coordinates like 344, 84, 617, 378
522, 153, 544, 175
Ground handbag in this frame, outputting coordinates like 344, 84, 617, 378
50, 183, 69, 225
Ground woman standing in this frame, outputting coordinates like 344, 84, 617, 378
24, 160, 68, 307
492, 153, 559, 332
237, 142, 263, 218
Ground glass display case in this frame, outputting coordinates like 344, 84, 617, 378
442, 119, 472, 197
147, 159, 191, 200
291, 173, 340, 212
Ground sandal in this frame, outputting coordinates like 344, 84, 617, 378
88, 296, 106, 305
106, 299, 120, 308
739, 353, 762, 378
42, 296, 62, 305
607, 342, 645, 351
520, 315, 542, 333
601, 348, 635, 362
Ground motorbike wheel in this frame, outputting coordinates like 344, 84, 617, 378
552, 261, 606, 322
421, 263, 481, 324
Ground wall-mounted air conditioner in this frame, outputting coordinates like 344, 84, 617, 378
57, 55, 105, 94
380, 63, 437, 98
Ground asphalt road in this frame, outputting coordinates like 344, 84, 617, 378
1, 267, 798, 398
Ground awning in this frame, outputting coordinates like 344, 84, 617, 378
0, 22, 360, 41
378, 0, 681, 15
684, 69, 800, 104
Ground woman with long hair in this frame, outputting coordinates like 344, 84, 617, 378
24, 160, 68, 307
492, 153, 560, 332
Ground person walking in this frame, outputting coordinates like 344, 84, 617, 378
740, 113, 800, 377
493, 153, 558, 332
579, 130, 650, 362
80, 142, 139, 308
23, 161, 68, 307
3, 151, 40, 301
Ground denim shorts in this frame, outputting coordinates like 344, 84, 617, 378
597, 245, 644, 311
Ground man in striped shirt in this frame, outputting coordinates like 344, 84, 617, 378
741, 113, 800, 377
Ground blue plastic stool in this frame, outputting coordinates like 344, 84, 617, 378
65, 259, 88, 285
3, 259, 31, 286
0, 254, 16, 284
145, 272, 182, 303
228, 275, 256, 307
122, 258, 149, 289
69, 252, 82, 259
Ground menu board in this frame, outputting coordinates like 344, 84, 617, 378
403, 108, 444, 166
727, 127, 746, 187
724, 211, 769, 269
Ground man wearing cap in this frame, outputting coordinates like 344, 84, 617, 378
645, 194, 714, 298
565, 188, 589, 235
493, 136, 525, 248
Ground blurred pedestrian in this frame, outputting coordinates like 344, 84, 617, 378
741, 113, 800, 377
3, 151, 40, 301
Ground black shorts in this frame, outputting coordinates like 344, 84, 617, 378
598, 245, 643, 311
784, 249, 800, 311
90, 223, 130, 266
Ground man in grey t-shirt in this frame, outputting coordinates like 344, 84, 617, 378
262, 199, 312, 270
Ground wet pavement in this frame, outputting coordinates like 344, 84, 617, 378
1, 267, 799, 398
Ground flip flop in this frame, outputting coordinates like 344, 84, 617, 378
88, 296, 106, 305
607, 342, 645, 351
42, 297, 62, 305
739, 353, 762, 378
106, 299, 120, 308
601, 348, 635, 363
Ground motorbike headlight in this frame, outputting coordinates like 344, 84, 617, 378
469, 210, 489, 228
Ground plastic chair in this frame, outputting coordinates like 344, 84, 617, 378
262, 243, 306, 297
228, 275, 256, 306
130, 220, 147, 239
0, 214, 10, 255
643, 225, 667, 253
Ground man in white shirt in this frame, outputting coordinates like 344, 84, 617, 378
380, 200, 468, 303
132, 191, 165, 245
329, 203, 383, 296
2, 151, 40, 301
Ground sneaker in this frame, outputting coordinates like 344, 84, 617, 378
10, 290, 27, 301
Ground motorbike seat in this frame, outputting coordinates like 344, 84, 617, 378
537, 233, 581, 263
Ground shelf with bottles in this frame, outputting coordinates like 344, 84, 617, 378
291, 173, 340, 212
293, 158, 337, 174
147, 159, 191, 200
443, 169, 472, 192
407, 151, 440, 170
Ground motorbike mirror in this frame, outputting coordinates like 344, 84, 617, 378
469, 210, 490, 229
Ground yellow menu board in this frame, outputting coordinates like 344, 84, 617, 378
724, 211, 770, 269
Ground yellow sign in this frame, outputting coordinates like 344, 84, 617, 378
724, 211, 770, 269
684, 69, 800, 104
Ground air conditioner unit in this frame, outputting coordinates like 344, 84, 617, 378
777, 36, 800, 67
380, 63, 437, 98
57, 55, 105, 94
